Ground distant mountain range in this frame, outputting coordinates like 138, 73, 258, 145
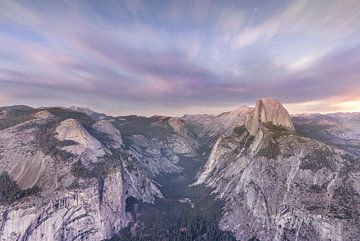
0, 98, 359, 241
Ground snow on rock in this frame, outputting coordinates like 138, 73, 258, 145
55, 119, 106, 163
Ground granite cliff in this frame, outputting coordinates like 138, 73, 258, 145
0, 99, 359, 241
195, 98, 360, 240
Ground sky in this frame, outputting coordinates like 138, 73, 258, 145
0, 0, 360, 116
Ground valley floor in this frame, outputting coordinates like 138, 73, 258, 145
110, 155, 237, 241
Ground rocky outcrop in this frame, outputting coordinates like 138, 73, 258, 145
33, 110, 53, 120
183, 106, 251, 149
93, 120, 123, 149
113, 115, 200, 176
194, 137, 225, 185
196, 99, 360, 241
0, 170, 129, 241
0, 107, 201, 241
245, 97, 295, 135
55, 119, 107, 163
0, 119, 51, 189
293, 112, 360, 157
0, 114, 132, 240
168, 117, 200, 150
1, 101, 360, 241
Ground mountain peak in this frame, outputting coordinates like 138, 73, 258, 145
245, 97, 295, 135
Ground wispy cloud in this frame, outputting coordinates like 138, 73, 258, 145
0, 0, 359, 115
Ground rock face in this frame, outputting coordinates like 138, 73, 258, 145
33, 110, 53, 120
56, 118, 107, 163
196, 99, 360, 241
183, 106, 251, 150
1, 100, 360, 241
167, 117, 200, 151
93, 119, 123, 149
0, 113, 131, 240
293, 112, 360, 156
0, 107, 199, 241
0, 118, 51, 190
245, 97, 295, 135
0, 170, 128, 241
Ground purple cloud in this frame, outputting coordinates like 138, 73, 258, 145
0, 0, 360, 115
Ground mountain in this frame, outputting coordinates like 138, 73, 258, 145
0, 107, 199, 240
0, 101, 359, 241
244, 98, 295, 135
183, 106, 251, 151
293, 112, 360, 156
195, 98, 360, 240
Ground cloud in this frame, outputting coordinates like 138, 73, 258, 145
270, 44, 360, 104
0, 0, 359, 115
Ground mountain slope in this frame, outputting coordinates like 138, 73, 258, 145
0, 107, 200, 241
1, 102, 360, 241
183, 106, 251, 152
293, 112, 360, 157
195, 98, 360, 241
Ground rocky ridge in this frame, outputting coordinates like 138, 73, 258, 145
183, 106, 251, 152
0, 100, 359, 241
245, 97, 295, 135
195, 98, 360, 241
293, 112, 360, 157
0, 107, 199, 241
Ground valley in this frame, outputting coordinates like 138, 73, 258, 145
2, 1, 359, 240
112, 156, 236, 241
0, 98, 359, 241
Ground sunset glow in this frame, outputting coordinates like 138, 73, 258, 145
0, 0, 359, 115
